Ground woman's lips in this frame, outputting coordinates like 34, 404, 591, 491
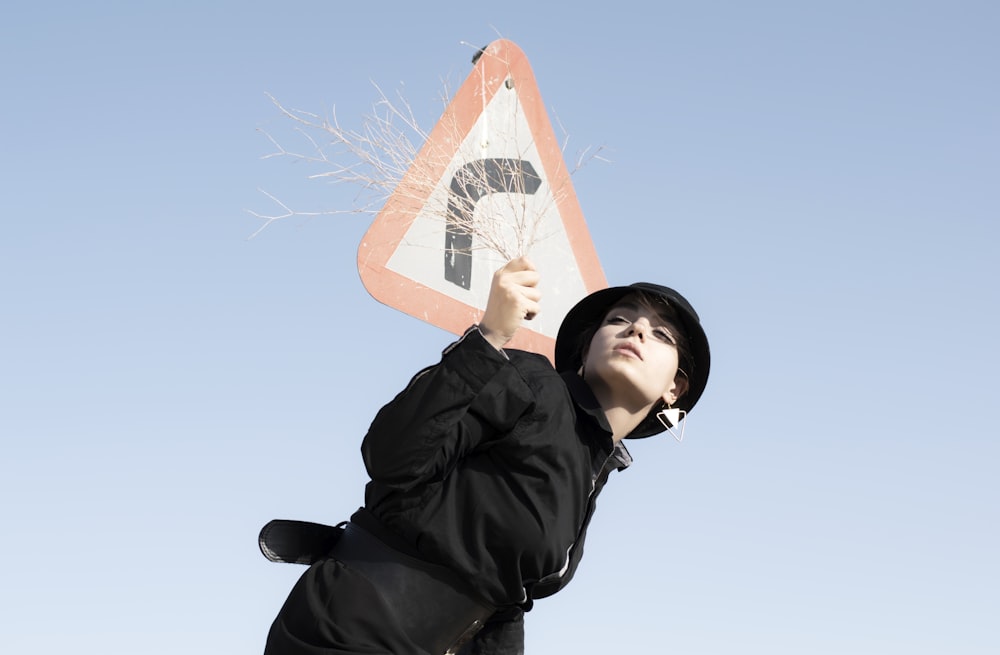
614, 343, 642, 360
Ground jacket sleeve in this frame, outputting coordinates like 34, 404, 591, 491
361, 327, 536, 489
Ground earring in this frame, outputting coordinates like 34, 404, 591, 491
656, 405, 687, 442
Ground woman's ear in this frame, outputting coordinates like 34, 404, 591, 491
662, 373, 690, 406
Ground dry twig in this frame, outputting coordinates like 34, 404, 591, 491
249, 80, 606, 260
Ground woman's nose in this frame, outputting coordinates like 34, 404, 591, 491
627, 318, 650, 340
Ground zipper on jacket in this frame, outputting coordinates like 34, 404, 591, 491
536, 449, 614, 587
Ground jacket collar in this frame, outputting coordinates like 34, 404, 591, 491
562, 372, 607, 424
560, 372, 633, 470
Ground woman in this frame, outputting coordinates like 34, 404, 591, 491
260, 257, 710, 654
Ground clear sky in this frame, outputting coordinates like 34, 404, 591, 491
3, 2, 998, 653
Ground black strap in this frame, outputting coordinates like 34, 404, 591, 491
258, 519, 343, 565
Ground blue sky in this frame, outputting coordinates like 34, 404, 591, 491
2, 2, 998, 653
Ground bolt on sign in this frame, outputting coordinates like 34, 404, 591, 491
357, 39, 606, 362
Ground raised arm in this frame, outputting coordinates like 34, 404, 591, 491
478, 256, 541, 350
360, 258, 542, 489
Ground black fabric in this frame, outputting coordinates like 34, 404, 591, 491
328, 521, 494, 654
264, 557, 428, 655
263, 328, 632, 654
360, 328, 627, 608
259, 519, 344, 565
456, 610, 525, 655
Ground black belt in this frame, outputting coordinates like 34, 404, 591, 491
329, 522, 495, 655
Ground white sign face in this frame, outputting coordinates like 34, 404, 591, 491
385, 81, 589, 339
357, 39, 606, 361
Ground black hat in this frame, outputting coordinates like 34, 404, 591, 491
555, 283, 711, 419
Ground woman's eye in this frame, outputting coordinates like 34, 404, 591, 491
607, 315, 630, 325
653, 328, 677, 344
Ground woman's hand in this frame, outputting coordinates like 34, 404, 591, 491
479, 257, 541, 350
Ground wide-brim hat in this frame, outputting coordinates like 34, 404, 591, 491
555, 283, 711, 417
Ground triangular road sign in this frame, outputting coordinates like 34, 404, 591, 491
357, 39, 606, 361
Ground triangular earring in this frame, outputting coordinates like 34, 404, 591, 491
656, 406, 687, 442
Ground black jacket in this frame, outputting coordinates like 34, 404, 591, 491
356, 327, 633, 609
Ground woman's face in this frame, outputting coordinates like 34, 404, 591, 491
582, 294, 687, 411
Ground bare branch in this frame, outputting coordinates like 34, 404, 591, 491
250, 77, 606, 259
